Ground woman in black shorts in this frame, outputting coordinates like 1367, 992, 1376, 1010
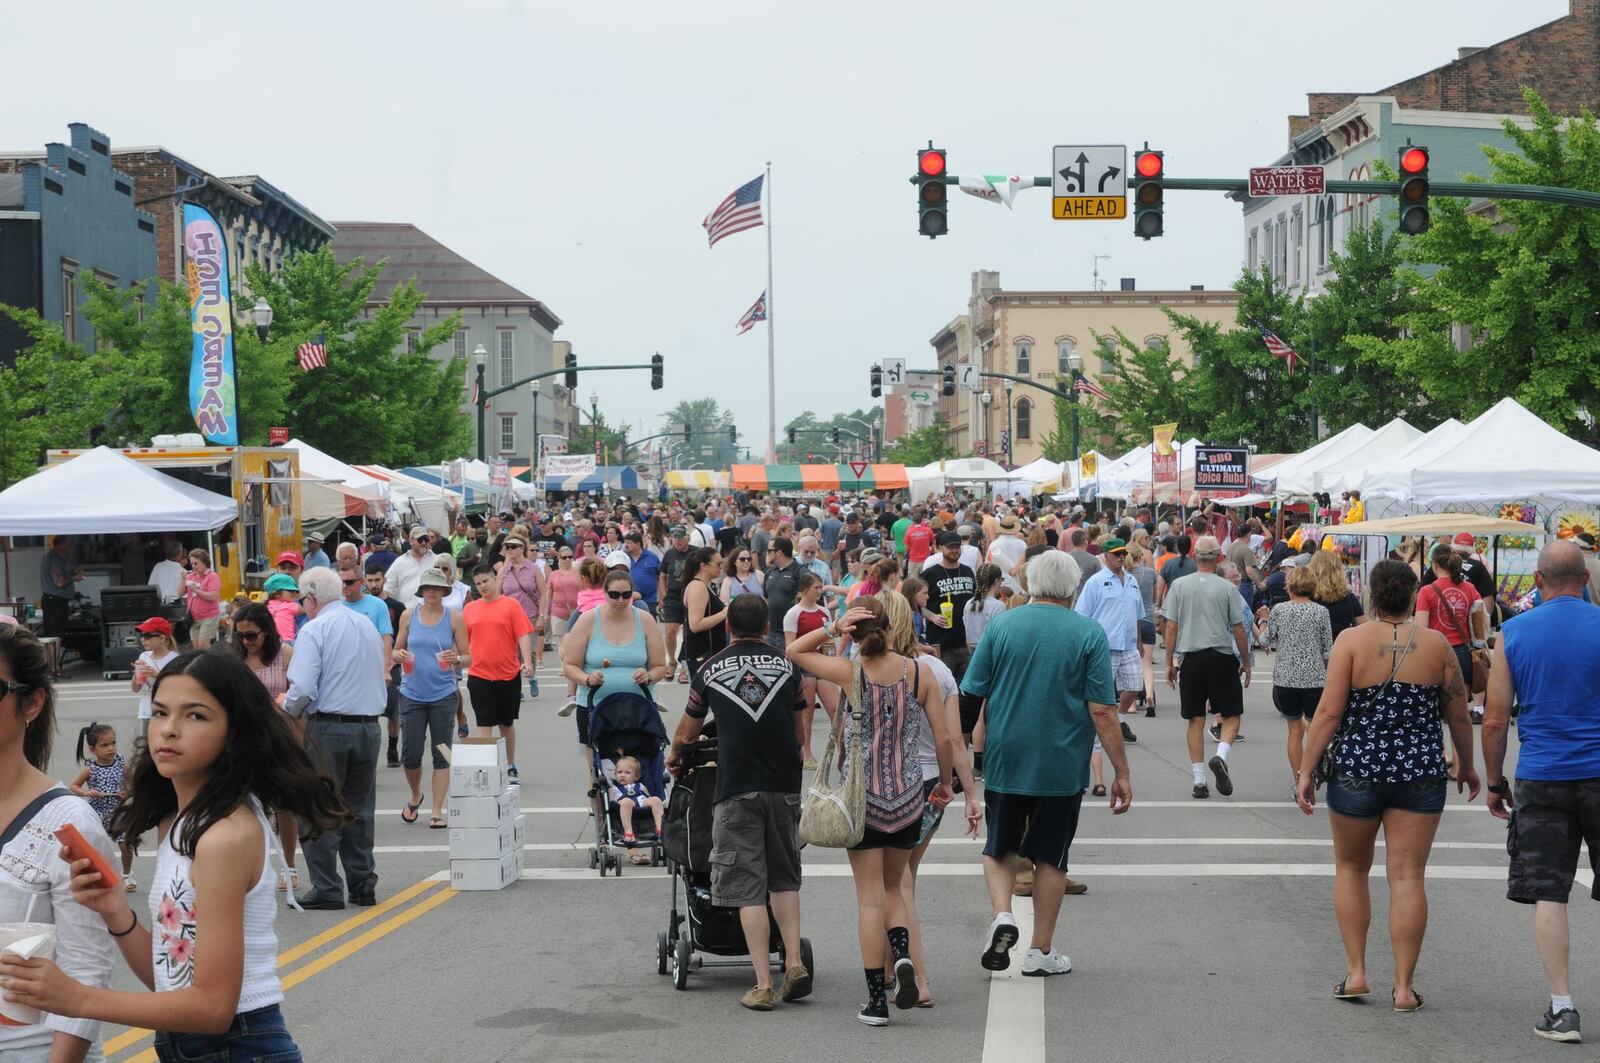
1295, 560, 1480, 1013
788, 596, 952, 1027
1255, 565, 1332, 788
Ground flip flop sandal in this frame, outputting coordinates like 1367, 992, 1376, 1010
123, 877, 138, 893
1334, 979, 1369, 1000
1092, 784, 1107, 797
1392, 990, 1423, 1013
401, 800, 422, 824
429, 817, 448, 829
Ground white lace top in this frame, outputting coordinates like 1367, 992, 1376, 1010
149, 799, 284, 1013
0, 791, 115, 1051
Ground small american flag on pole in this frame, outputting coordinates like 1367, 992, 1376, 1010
1074, 375, 1111, 402
703, 175, 764, 248
296, 332, 327, 372
1256, 323, 1298, 374
735, 291, 767, 334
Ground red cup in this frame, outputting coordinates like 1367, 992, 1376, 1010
400, 656, 415, 675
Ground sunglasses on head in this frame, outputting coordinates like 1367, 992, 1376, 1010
605, 589, 632, 600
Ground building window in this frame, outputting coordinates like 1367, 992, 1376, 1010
1014, 338, 1031, 375
1276, 214, 1289, 278
1098, 336, 1117, 374
498, 329, 515, 385
134, 291, 146, 324
1262, 223, 1274, 278
1144, 335, 1163, 351
404, 328, 421, 354
454, 329, 468, 359
498, 415, 516, 454
60, 264, 77, 342
1290, 209, 1304, 285
1248, 228, 1259, 271
1015, 398, 1032, 440
1056, 337, 1076, 374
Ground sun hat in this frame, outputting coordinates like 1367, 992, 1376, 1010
417, 569, 452, 591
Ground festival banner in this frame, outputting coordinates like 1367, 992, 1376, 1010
1152, 423, 1178, 484
1194, 446, 1250, 492
1079, 450, 1098, 481
183, 205, 239, 444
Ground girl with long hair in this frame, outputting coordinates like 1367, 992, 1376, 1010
2, 651, 351, 1061
681, 547, 729, 679
1306, 550, 1368, 640
230, 604, 299, 892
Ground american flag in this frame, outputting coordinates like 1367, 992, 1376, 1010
1257, 324, 1298, 374
703, 175, 764, 248
735, 291, 767, 334
1074, 375, 1111, 401
296, 332, 327, 372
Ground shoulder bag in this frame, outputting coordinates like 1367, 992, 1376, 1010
798, 659, 866, 848
1436, 583, 1490, 695
1314, 624, 1414, 790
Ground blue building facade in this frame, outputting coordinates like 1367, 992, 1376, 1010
0, 123, 158, 363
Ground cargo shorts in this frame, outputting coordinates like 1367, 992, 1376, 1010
709, 790, 802, 909
1507, 777, 1600, 904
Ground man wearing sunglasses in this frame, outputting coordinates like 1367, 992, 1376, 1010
382, 525, 438, 607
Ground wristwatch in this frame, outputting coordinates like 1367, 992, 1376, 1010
1487, 778, 1511, 796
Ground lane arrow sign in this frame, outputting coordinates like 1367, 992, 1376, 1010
909, 389, 932, 402
1057, 152, 1088, 193
1097, 165, 1121, 193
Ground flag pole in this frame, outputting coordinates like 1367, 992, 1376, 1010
765, 160, 776, 464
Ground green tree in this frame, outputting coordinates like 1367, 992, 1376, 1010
572, 410, 629, 466
1351, 88, 1600, 441
1092, 330, 1203, 451
661, 398, 738, 467
0, 306, 126, 487
885, 417, 956, 466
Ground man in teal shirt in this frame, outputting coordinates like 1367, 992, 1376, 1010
961, 550, 1130, 978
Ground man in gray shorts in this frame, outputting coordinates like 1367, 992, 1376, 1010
668, 593, 812, 1012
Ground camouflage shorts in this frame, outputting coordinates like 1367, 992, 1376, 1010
1507, 778, 1600, 904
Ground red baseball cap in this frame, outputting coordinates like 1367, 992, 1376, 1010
275, 550, 304, 568
1452, 532, 1476, 547
136, 617, 173, 637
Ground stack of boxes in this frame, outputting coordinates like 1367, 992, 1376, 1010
446, 738, 525, 890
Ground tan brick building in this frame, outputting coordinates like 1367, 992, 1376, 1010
915, 271, 1238, 466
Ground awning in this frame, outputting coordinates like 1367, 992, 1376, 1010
547, 466, 642, 493
665, 470, 729, 491
1331, 513, 1542, 537
730, 464, 909, 492
0, 447, 237, 535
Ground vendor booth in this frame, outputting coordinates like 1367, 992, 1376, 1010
352, 466, 464, 531
546, 465, 647, 495
730, 464, 909, 494
664, 470, 730, 492
282, 438, 386, 529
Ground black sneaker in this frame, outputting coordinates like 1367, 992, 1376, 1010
858, 1001, 889, 1027
1192, 783, 1210, 799
1536, 1007, 1581, 1043
1209, 721, 1221, 741
1209, 755, 1234, 796
892, 957, 918, 1010
1120, 721, 1138, 744
1145, 705, 1156, 718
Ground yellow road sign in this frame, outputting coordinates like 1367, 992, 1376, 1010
1052, 195, 1126, 220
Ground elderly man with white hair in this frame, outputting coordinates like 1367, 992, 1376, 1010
960, 549, 1131, 977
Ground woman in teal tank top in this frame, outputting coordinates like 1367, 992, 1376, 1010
561, 568, 668, 724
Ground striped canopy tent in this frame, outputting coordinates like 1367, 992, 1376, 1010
399, 466, 489, 511
547, 465, 643, 494
665, 469, 729, 491
730, 464, 910, 493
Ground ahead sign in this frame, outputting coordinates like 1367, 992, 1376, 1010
1248, 165, 1326, 198
1052, 144, 1127, 221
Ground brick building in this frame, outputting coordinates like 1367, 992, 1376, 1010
0, 123, 157, 363
1244, 0, 1600, 298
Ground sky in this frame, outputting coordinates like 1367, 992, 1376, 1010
5, 0, 1565, 456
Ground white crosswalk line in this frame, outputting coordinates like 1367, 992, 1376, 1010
983, 896, 1043, 1063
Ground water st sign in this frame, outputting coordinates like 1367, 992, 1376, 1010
1247, 166, 1325, 198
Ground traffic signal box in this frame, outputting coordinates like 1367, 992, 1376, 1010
918, 147, 948, 238
941, 364, 955, 396
1132, 149, 1164, 240
564, 352, 578, 389
650, 352, 664, 390
1398, 145, 1430, 234
870, 364, 883, 399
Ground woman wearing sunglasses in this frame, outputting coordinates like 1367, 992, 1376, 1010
230, 601, 302, 892
722, 546, 765, 601
496, 537, 549, 698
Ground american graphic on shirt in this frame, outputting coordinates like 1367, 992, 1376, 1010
699, 652, 795, 723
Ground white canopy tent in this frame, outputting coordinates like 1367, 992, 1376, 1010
282, 438, 387, 523
0, 447, 236, 535
351, 465, 463, 532
1100, 438, 1201, 501
907, 457, 1012, 502
992, 457, 1069, 497
1292, 419, 1422, 497
1264, 422, 1375, 498
1345, 419, 1466, 502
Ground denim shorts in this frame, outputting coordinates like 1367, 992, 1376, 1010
154, 1004, 301, 1062
1326, 774, 1447, 819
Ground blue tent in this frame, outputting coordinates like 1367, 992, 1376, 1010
546, 465, 642, 494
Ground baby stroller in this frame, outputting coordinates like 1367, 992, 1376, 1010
657, 730, 813, 991
585, 684, 669, 877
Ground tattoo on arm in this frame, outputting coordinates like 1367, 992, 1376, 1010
1441, 658, 1468, 708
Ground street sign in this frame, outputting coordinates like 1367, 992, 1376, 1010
900, 369, 939, 396
1248, 165, 1326, 198
267, 426, 288, 446
1052, 144, 1127, 221
957, 363, 981, 392
882, 357, 906, 388
908, 389, 934, 404
546, 454, 596, 478
1194, 446, 1250, 492
848, 460, 869, 479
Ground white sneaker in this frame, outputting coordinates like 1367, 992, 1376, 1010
1020, 948, 1073, 976
980, 912, 1019, 971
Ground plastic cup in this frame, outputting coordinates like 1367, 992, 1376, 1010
940, 600, 954, 626
0, 923, 54, 1027
400, 656, 415, 675
436, 650, 452, 670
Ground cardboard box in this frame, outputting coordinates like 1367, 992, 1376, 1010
449, 819, 517, 860
448, 737, 508, 798
511, 814, 526, 850
446, 788, 519, 829
450, 852, 518, 891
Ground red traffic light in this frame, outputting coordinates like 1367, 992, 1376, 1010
919, 150, 946, 177
1399, 147, 1429, 174
1135, 151, 1163, 179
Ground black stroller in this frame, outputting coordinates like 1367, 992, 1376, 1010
585, 685, 669, 877
657, 729, 813, 990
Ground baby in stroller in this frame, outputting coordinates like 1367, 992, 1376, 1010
610, 755, 665, 844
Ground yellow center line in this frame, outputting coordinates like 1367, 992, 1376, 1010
104, 878, 453, 1060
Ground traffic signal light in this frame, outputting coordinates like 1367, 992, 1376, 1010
728, 425, 737, 443
917, 145, 948, 239
682, 425, 691, 442
1132, 148, 1164, 240
563, 351, 577, 389
650, 352, 663, 390
1398, 144, 1430, 234
941, 364, 955, 396
870, 364, 883, 398
831, 427, 841, 445
787, 427, 797, 445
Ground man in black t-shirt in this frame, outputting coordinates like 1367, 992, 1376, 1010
923, 531, 976, 677
659, 526, 694, 680
667, 594, 811, 1010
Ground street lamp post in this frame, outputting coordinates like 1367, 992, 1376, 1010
1067, 349, 1083, 462
588, 389, 601, 465
250, 297, 273, 342
1003, 377, 1014, 467
980, 389, 992, 457
529, 379, 541, 496
473, 344, 488, 461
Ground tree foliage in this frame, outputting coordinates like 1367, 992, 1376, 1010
885, 417, 956, 466
660, 398, 739, 468
777, 408, 883, 464
571, 410, 629, 466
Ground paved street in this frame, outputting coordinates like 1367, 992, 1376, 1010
42, 652, 1591, 1063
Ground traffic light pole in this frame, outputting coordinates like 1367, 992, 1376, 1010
474, 362, 656, 461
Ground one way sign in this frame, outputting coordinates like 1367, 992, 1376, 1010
1052, 144, 1127, 221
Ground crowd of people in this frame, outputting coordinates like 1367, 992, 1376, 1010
0, 488, 1596, 1053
